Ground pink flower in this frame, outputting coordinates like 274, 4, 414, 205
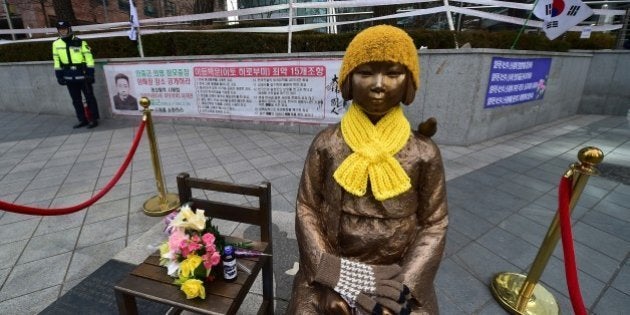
202, 251, 221, 270
168, 229, 188, 254
201, 233, 215, 247
180, 245, 191, 257
180, 239, 202, 257
187, 240, 202, 253
205, 243, 217, 254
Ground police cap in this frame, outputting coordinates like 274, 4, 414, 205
55, 21, 71, 29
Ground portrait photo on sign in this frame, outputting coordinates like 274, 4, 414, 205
112, 72, 139, 111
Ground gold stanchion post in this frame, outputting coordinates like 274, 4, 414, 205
140, 97, 180, 216
490, 146, 604, 315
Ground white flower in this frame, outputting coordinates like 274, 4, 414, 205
161, 250, 176, 261
167, 261, 181, 276
168, 205, 207, 231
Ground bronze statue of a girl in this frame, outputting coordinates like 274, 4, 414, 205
286, 25, 448, 315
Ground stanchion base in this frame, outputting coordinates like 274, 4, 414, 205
143, 193, 180, 217
491, 272, 559, 315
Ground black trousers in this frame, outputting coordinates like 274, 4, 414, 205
66, 81, 100, 123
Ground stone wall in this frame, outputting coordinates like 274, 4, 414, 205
578, 51, 630, 116
1, 49, 627, 145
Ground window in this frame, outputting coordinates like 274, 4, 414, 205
164, 0, 176, 16
144, 0, 157, 17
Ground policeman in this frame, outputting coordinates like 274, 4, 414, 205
52, 20, 100, 128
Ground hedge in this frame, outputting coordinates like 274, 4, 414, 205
0, 28, 616, 63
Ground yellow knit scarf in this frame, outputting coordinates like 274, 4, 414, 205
333, 104, 411, 201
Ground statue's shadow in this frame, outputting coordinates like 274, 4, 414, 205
243, 223, 299, 307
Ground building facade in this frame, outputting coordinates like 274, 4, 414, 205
1, 0, 198, 32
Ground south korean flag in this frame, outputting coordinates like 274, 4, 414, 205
533, 0, 593, 40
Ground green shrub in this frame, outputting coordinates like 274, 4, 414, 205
562, 32, 616, 50
292, 32, 355, 52
0, 28, 617, 63
90, 36, 139, 58
0, 41, 50, 62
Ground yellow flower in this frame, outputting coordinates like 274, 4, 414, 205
158, 242, 170, 266
181, 279, 206, 299
170, 205, 207, 231
158, 242, 169, 256
179, 254, 203, 278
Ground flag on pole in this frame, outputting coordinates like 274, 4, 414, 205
533, 0, 593, 40
128, 0, 140, 40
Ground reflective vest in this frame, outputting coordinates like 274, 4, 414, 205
52, 36, 94, 81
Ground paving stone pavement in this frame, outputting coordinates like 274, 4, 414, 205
0, 112, 628, 314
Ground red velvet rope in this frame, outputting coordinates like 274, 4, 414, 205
0, 121, 146, 216
558, 176, 587, 315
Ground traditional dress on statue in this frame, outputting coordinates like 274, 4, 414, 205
286, 104, 448, 314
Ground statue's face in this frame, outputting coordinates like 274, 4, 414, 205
351, 61, 407, 122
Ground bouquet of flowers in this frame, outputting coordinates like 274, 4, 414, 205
158, 204, 225, 299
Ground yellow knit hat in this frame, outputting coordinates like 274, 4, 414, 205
339, 25, 420, 91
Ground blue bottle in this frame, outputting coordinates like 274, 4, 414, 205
222, 245, 237, 282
